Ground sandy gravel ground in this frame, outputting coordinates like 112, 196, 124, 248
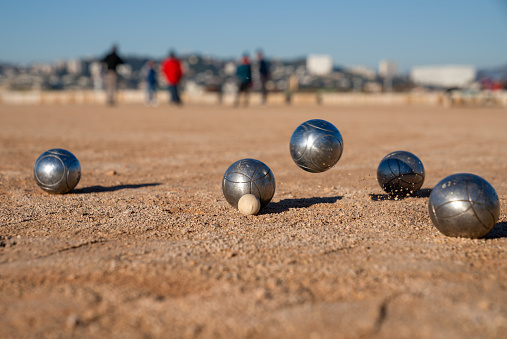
1, 103, 506, 338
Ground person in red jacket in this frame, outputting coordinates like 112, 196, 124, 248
161, 51, 184, 105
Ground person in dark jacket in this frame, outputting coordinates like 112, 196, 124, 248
235, 55, 252, 107
257, 50, 270, 105
144, 60, 158, 106
101, 45, 124, 106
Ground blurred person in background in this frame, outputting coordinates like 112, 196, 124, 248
144, 60, 158, 107
101, 45, 124, 106
161, 50, 184, 105
235, 54, 252, 107
257, 50, 270, 105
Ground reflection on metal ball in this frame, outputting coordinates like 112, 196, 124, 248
222, 158, 275, 209
289, 119, 343, 173
377, 151, 425, 195
428, 173, 500, 238
34, 148, 81, 194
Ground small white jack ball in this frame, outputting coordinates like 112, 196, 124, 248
238, 194, 261, 216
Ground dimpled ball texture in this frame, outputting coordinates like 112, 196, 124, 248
428, 173, 500, 238
289, 119, 343, 173
222, 159, 275, 210
377, 151, 425, 196
34, 148, 81, 194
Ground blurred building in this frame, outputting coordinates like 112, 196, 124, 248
117, 64, 132, 78
67, 60, 83, 75
32, 63, 53, 75
89, 61, 103, 90
307, 55, 333, 76
410, 65, 476, 88
378, 60, 397, 78
346, 66, 376, 79
224, 62, 236, 76
379, 60, 397, 92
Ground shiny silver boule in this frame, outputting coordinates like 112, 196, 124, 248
222, 158, 275, 209
428, 173, 500, 238
289, 119, 343, 173
377, 151, 425, 195
34, 148, 81, 194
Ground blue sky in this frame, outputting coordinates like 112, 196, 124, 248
1, 0, 506, 71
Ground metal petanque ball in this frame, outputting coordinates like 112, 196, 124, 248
289, 119, 343, 173
428, 173, 500, 239
34, 148, 81, 194
222, 158, 275, 210
377, 151, 425, 196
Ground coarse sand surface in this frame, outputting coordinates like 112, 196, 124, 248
1, 103, 506, 338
